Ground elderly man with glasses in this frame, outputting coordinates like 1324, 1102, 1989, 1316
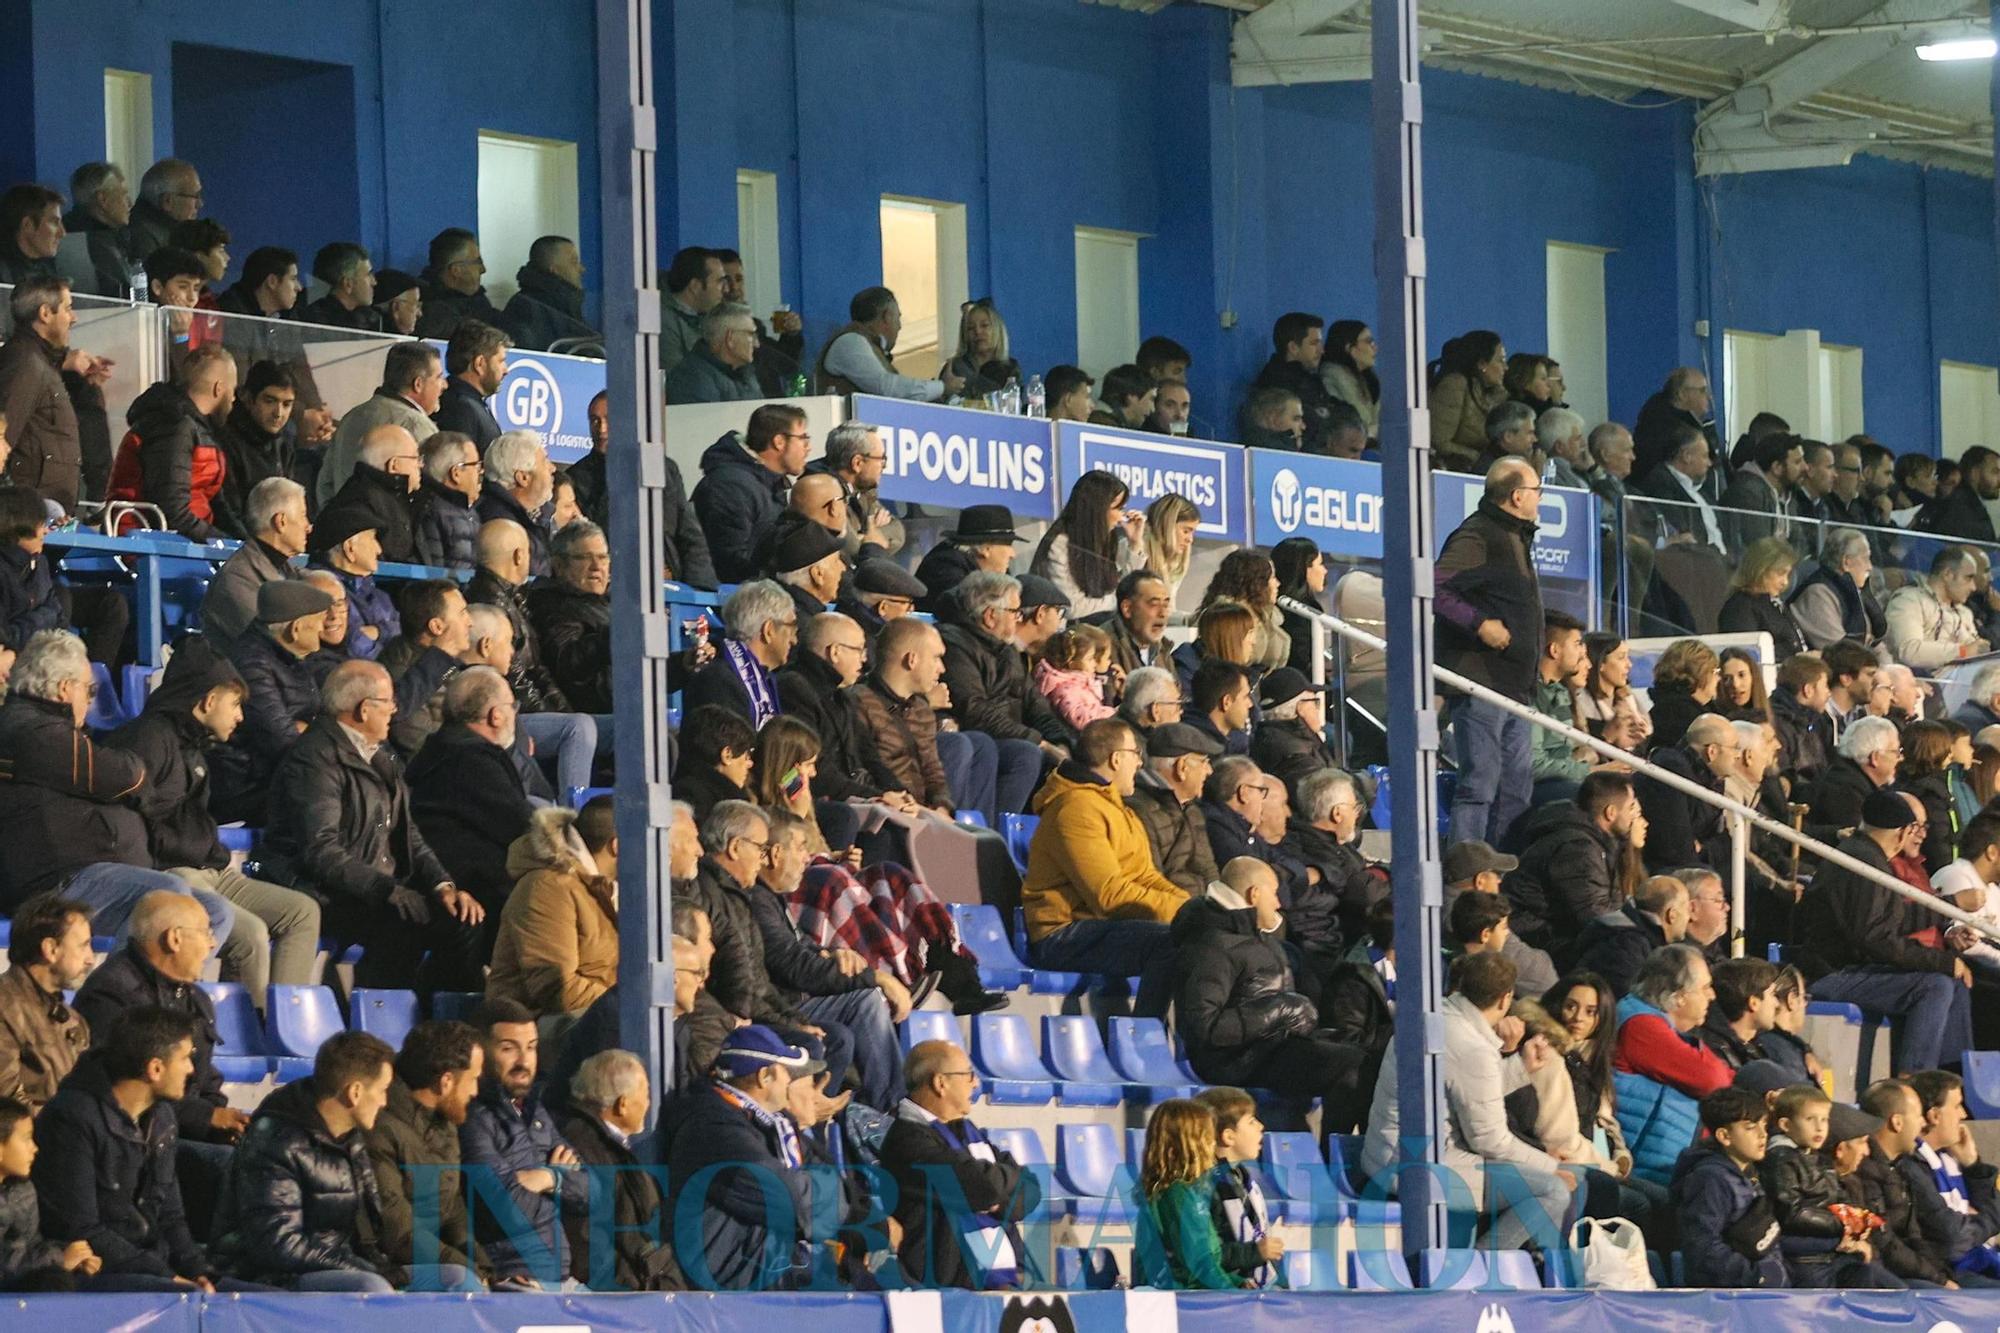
261, 660, 486, 995
1436, 455, 1546, 848
665, 302, 763, 405
939, 571, 1071, 816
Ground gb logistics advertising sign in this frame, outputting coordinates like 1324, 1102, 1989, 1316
856, 394, 1058, 519
427, 341, 602, 464
1247, 448, 1598, 587
1055, 421, 1247, 544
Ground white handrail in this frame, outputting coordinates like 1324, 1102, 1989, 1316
1280, 596, 2000, 950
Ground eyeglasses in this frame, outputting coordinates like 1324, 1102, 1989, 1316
450, 257, 487, 272
1113, 748, 1141, 760
939, 1069, 979, 1081
778, 431, 812, 443
169, 190, 204, 205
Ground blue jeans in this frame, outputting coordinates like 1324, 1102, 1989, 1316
518, 711, 600, 797
1448, 695, 1533, 847
800, 988, 904, 1112
937, 730, 995, 824
1809, 966, 1974, 1076
295, 1263, 476, 1292
62, 862, 234, 960
1032, 919, 1175, 1017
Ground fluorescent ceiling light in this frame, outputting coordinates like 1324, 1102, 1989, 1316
1916, 38, 1997, 62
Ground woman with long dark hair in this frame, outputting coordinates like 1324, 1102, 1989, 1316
1272, 536, 1330, 676
1504, 353, 1557, 418
1200, 549, 1289, 673
1900, 719, 1959, 876
1030, 469, 1145, 618
1319, 320, 1380, 441
1714, 646, 1772, 724
1427, 330, 1507, 473
1575, 632, 1652, 753
1539, 972, 1672, 1242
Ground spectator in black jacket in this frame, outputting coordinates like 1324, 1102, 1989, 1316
673, 705, 757, 821
1504, 771, 1643, 967
1436, 458, 1544, 847
497, 237, 598, 353
209, 1032, 434, 1291
1635, 713, 1739, 875
775, 612, 912, 808
431, 320, 508, 451
214, 579, 331, 821
1247, 668, 1336, 802
214, 362, 301, 540
1854, 1078, 1985, 1287
1795, 792, 1973, 1077
1289, 767, 1388, 949
468, 519, 570, 713
1803, 715, 1899, 847
560, 1050, 681, 1291
375, 579, 469, 757
33, 1007, 224, 1288
410, 431, 480, 571
683, 579, 793, 728
691, 404, 811, 584
1170, 858, 1371, 1135
1672, 1086, 1787, 1288
665, 303, 762, 405
477, 431, 556, 578
1246, 313, 1339, 453
407, 667, 534, 920
1757, 1085, 1904, 1288
1695, 958, 1777, 1072
570, 391, 717, 588
525, 519, 613, 715
202, 476, 308, 653
104, 635, 321, 998
1896, 1070, 2000, 1283
940, 571, 1071, 760
312, 425, 421, 567
1769, 654, 1834, 789
881, 1039, 1039, 1290
0, 487, 70, 654
1573, 875, 1691, 998
913, 506, 1023, 618
261, 661, 487, 994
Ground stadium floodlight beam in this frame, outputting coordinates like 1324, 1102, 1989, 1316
1915, 37, 1996, 61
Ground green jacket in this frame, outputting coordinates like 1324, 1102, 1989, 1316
1137, 1177, 1248, 1290
1532, 675, 1591, 784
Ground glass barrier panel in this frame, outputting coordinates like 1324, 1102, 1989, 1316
198, 305, 407, 421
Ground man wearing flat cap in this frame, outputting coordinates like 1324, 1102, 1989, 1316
1795, 787, 1974, 1076
914, 504, 1024, 619
1015, 575, 1070, 656
215, 577, 335, 822
307, 502, 398, 662
1248, 667, 1337, 803
761, 512, 848, 622
839, 557, 925, 643
1125, 722, 1222, 896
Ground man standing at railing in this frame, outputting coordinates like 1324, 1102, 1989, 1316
1435, 457, 1544, 848
1793, 789, 1975, 1079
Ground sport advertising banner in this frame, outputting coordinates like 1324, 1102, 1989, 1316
1055, 421, 1247, 544
427, 341, 602, 463
856, 394, 1058, 520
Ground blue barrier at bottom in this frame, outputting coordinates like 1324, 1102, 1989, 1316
32, 1288, 2000, 1332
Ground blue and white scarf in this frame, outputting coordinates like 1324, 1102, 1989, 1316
722, 638, 781, 729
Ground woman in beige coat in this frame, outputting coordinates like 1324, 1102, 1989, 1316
1429, 330, 1509, 474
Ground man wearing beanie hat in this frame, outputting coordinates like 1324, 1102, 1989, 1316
309, 499, 399, 663
105, 635, 323, 1001
838, 557, 925, 642
760, 513, 847, 622
1795, 786, 1974, 1076
215, 578, 334, 823
660, 1024, 841, 1290
371, 269, 423, 336
1248, 667, 1336, 802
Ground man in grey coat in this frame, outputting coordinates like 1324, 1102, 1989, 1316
316, 342, 444, 506
200, 477, 310, 652
664, 304, 764, 406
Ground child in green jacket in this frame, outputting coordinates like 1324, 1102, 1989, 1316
1136, 1098, 1250, 1290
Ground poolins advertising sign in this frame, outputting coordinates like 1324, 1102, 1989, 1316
854, 394, 1057, 520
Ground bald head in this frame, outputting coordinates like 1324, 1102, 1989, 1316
131, 890, 210, 980
790, 473, 846, 536
477, 518, 531, 582
1222, 856, 1279, 897
358, 423, 417, 469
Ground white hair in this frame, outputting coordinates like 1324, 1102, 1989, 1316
957, 570, 1019, 622
1823, 527, 1870, 568
701, 302, 754, 344
1730, 719, 1765, 750
1974, 662, 2000, 707
1297, 767, 1358, 823
247, 477, 305, 536
1121, 667, 1180, 720
466, 602, 511, 648
1837, 714, 1899, 763
1536, 407, 1585, 451
484, 430, 548, 487
721, 580, 795, 643
11, 630, 87, 704
569, 1049, 647, 1111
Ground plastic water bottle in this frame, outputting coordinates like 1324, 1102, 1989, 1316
789, 373, 809, 397
1001, 378, 1022, 415
1025, 374, 1046, 419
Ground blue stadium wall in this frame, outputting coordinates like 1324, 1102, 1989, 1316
3, 0, 1994, 455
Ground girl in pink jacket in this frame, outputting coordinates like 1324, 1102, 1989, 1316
1033, 624, 1117, 731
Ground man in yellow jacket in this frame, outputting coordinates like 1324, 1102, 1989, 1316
1021, 716, 1188, 1014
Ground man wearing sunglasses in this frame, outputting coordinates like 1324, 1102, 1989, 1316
1437, 456, 1546, 849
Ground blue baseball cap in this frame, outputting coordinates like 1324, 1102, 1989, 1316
713, 1025, 826, 1080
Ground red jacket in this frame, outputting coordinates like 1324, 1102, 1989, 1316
106, 383, 227, 541
1614, 1009, 1732, 1098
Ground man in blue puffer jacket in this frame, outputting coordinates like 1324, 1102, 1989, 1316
1612, 943, 1733, 1184
1670, 1086, 1789, 1287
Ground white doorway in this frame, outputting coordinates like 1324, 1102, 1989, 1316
1723, 327, 1863, 442
1545, 242, 1610, 427
1817, 342, 1864, 442
476, 131, 580, 308
735, 170, 782, 319
879, 196, 967, 378
103, 70, 153, 182
1940, 361, 2000, 459
1075, 227, 1141, 381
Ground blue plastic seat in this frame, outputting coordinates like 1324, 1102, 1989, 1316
1420, 1249, 1489, 1291
430, 991, 485, 1022
950, 904, 1029, 990
565, 785, 613, 809
85, 661, 132, 731
899, 1009, 960, 1055
985, 1126, 1071, 1218
1260, 1130, 1344, 1224
1125, 1126, 1145, 1170
1326, 1132, 1401, 1226
350, 989, 420, 1049
954, 809, 990, 830
1349, 1248, 1411, 1290
1106, 1017, 1201, 1101
1041, 1016, 1125, 1106
969, 1013, 1055, 1104
1000, 812, 1038, 874
268, 985, 344, 1081
1055, 1245, 1120, 1291
1056, 1123, 1137, 1225
1284, 1249, 1346, 1291
1011, 906, 1086, 994
120, 664, 157, 716
1966, 1051, 2000, 1119
199, 981, 275, 1081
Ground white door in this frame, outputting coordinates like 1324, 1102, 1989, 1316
879, 196, 967, 380
1940, 361, 2000, 459
1723, 330, 1775, 442
1817, 343, 1864, 442
735, 169, 781, 319
1075, 227, 1141, 381
103, 70, 153, 182
476, 131, 580, 309
1545, 242, 1610, 427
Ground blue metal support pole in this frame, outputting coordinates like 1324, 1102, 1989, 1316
598, 0, 676, 1119
1372, 0, 1449, 1262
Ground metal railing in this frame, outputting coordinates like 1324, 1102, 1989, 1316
1282, 595, 2000, 953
